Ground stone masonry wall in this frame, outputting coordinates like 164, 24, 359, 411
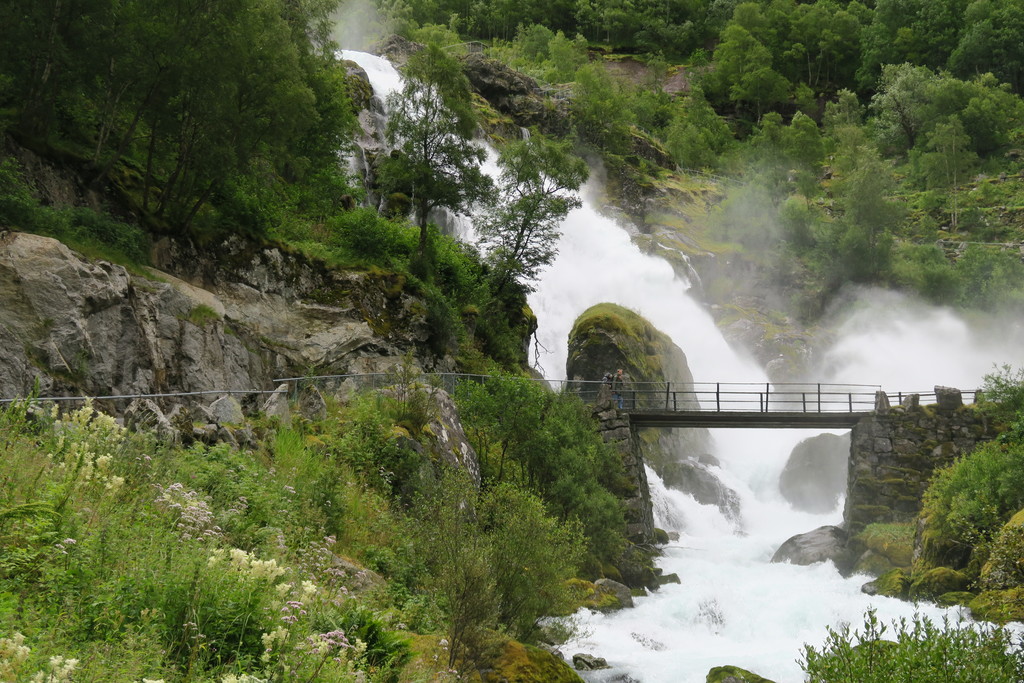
843, 388, 997, 536
593, 390, 654, 545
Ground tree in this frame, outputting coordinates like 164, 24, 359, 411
380, 44, 491, 264
711, 23, 790, 118
869, 63, 935, 153
477, 136, 588, 294
921, 116, 978, 229
570, 63, 636, 153
950, 0, 1024, 94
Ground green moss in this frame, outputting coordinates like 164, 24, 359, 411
969, 588, 1024, 624
561, 578, 623, 613
706, 665, 776, 683
488, 641, 584, 683
908, 567, 970, 600
181, 304, 221, 327
936, 591, 975, 607
874, 568, 911, 598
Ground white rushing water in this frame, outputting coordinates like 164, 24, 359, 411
341, 49, 1024, 683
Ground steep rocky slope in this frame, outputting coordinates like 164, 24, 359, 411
0, 231, 451, 399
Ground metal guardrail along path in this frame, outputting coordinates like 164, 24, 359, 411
2, 374, 976, 430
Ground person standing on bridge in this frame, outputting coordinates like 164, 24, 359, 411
612, 368, 625, 410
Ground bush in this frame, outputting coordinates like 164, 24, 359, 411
455, 375, 627, 565
980, 365, 1024, 423
921, 438, 1024, 560
800, 608, 1024, 682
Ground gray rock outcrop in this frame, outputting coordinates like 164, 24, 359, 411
771, 525, 852, 571
0, 232, 455, 401
779, 433, 850, 514
566, 303, 711, 493
675, 458, 741, 523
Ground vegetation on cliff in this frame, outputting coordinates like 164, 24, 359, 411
384, 0, 1024, 335
0, 373, 627, 680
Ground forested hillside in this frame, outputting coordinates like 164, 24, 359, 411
378, 0, 1024, 323
4, 2, 1024, 681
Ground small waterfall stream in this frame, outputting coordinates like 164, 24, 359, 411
342, 49, 1024, 682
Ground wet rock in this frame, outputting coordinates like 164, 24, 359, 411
771, 525, 851, 570
778, 433, 849, 514
674, 458, 741, 522
595, 578, 634, 609
572, 653, 611, 671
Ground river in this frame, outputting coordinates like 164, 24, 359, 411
342, 48, 1024, 682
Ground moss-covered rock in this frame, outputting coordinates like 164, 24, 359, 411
561, 578, 626, 613
908, 567, 971, 600
969, 588, 1024, 624
979, 508, 1024, 590
853, 549, 897, 577
936, 590, 975, 607
706, 664, 776, 683
566, 303, 710, 488
855, 523, 915, 569
870, 568, 912, 598
486, 641, 583, 683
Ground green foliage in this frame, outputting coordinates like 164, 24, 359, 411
570, 64, 636, 154
954, 246, 1024, 310
921, 437, 1024, 555
380, 44, 490, 259
664, 87, 735, 170
478, 135, 587, 293
455, 375, 627, 564
0, 0, 355, 234
981, 365, 1024, 421
800, 608, 1024, 682
980, 511, 1024, 590
480, 483, 584, 640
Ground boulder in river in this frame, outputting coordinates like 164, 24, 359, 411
771, 525, 853, 572
778, 432, 849, 514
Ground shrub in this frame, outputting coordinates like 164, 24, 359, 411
800, 608, 1024, 682
921, 438, 1024, 555
980, 364, 1024, 424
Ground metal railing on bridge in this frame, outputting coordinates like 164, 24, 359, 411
1, 373, 979, 424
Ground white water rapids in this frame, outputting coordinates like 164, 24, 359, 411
342, 49, 1024, 682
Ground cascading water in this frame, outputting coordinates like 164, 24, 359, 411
342, 49, 1024, 682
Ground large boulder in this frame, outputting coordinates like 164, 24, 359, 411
706, 665, 776, 683
771, 525, 852, 570
673, 458, 741, 522
460, 53, 570, 137
487, 641, 584, 682
566, 303, 711, 490
779, 433, 850, 514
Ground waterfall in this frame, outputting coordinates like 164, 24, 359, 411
341, 49, 1024, 682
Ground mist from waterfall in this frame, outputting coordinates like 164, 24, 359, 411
341, 49, 1024, 683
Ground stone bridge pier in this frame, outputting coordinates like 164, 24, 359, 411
843, 386, 997, 536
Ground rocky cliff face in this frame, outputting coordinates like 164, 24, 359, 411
566, 303, 712, 490
0, 231, 452, 399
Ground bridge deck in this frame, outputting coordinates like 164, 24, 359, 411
628, 410, 871, 428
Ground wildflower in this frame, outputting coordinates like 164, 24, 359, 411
300, 579, 318, 602
0, 632, 31, 680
